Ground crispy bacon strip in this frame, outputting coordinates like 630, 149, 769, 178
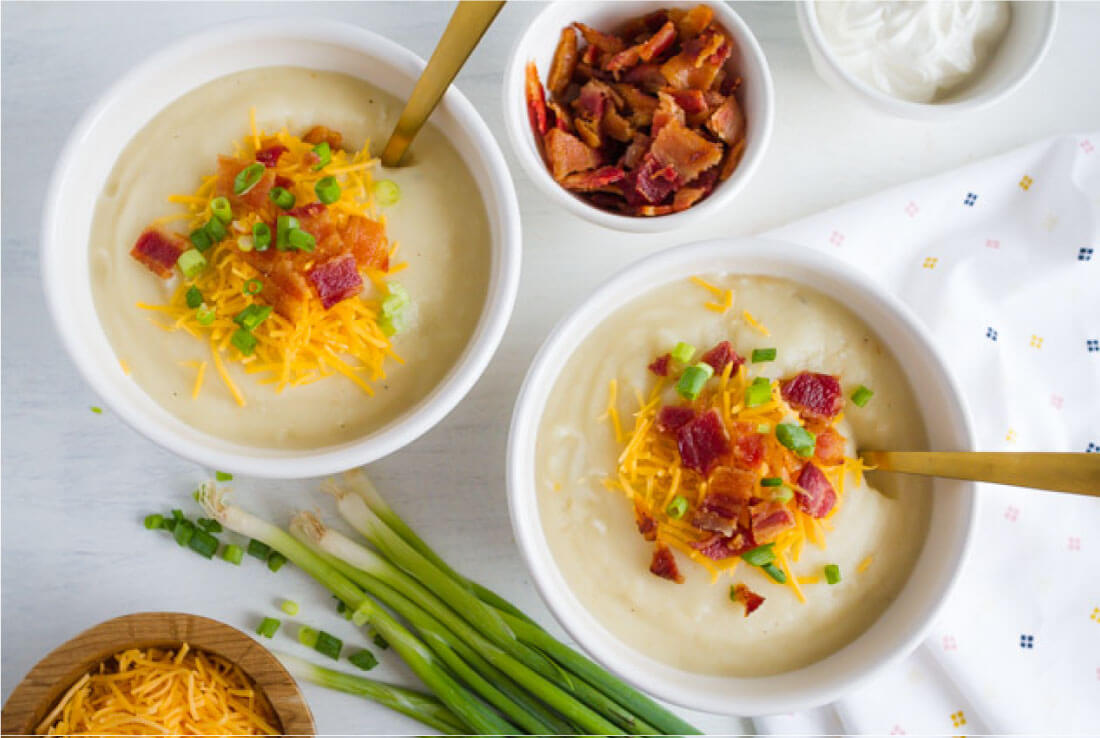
525, 62, 550, 137
548, 27, 579, 98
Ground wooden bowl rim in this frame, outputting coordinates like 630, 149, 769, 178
1, 611, 315, 736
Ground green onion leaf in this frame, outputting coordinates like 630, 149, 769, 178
185, 286, 203, 309
267, 552, 288, 572
670, 341, 695, 363
373, 179, 400, 206
211, 196, 233, 223
234, 162, 266, 195
257, 617, 281, 638
772, 486, 794, 503
760, 477, 783, 487
314, 630, 342, 659
311, 142, 332, 170
231, 328, 257, 356
281, 599, 300, 616
234, 305, 272, 331
315, 176, 341, 204
196, 304, 216, 326
215, 470, 233, 482
851, 385, 874, 407
288, 228, 316, 252
378, 284, 410, 337
144, 513, 164, 530
776, 423, 816, 457
177, 249, 207, 279
188, 529, 219, 559
204, 217, 227, 243
348, 649, 379, 671
665, 495, 689, 520
253, 222, 273, 251
676, 363, 714, 400
751, 347, 777, 363
171, 509, 185, 522
269, 187, 295, 210
172, 519, 195, 547
221, 544, 244, 565
90, 406, 103, 414
247, 539, 271, 560
196, 517, 223, 533
740, 543, 776, 567
762, 562, 787, 583
756, 423, 770, 433
242, 278, 263, 296
824, 564, 841, 584
744, 376, 772, 407
372, 633, 389, 650
190, 228, 213, 252
276, 215, 299, 251
297, 626, 319, 648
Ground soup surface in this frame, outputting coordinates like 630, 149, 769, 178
90, 67, 490, 448
536, 274, 931, 675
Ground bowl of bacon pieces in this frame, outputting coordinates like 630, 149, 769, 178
504, 1, 774, 232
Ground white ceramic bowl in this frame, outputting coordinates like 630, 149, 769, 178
508, 237, 978, 715
503, 1, 774, 233
41, 19, 522, 479
797, 1, 1057, 119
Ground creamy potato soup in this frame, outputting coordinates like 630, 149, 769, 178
90, 67, 490, 448
536, 275, 931, 676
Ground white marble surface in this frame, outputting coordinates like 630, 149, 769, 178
2, 2, 1099, 735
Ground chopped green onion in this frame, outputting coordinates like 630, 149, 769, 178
234, 162, 265, 195
276, 215, 299, 250
90, 406, 103, 414
740, 543, 776, 567
851, 385, 874, 407
144, 513, 164, 530
314, 630, 342, 660
776, 423, 816, 457
665, 495, 689, 520
762, 562, 787, 583
253, 222, 272, 251
824, 564, 841, 584
315, 176, 341, 204
676, 363, 714, 400
190, 228, 213, 252
744, 376, 772, 407
204, 216, 227, 243
751, 348, 777, 363
298, 626, 319, 648
171, 509, 185, 522
173, 519, 195, 547
234, 304, 272, 331
196, 304, 216, 326
760, 477, 784, 487
267, 552, 288, 572
288, 228, 316, 252
188, 529, 219, 559
231, 328, 257, 356
348, 649, 379, 671
216, 470, 233, 482
257, 617, 281, 638
197, 517, 222, 533
269, 187, 295, 210
281, 599, 300, 616
177, 249, 207, 279
772, 486, 794, 503
162, 518, 176, 532
379, 283, 410, 336
222, 544, 244, 565
311, 141, 332, 170
372, 633, 389, 650
670, 341, 695, 363
236, 235, 254, 252
243, 278, 263, 296
756, 423, 771, 433
247, 539, 271, 560
185, 286, 203, 309
373, 179, 401, 206
210, 196, 232, 223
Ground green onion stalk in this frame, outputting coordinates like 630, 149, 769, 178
197, 484, 514, 736
276, 652, 466, 735
330, 476, 698, 735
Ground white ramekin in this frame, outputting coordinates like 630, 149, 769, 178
503, 1, 774, 233
507, 237, 978, 716
41, 18, 522, 479
797, 1, 1058, 120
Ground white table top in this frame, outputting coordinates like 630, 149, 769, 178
3, 2, 1099, 734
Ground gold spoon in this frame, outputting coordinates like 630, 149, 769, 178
381, 1, 505, 167
859, 451, 1100, 497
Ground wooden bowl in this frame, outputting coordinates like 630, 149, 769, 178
1, 612, 315, 736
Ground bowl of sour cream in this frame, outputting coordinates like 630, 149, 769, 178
797, 1, 1057, 119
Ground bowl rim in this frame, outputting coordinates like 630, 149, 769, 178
40, 17, 522, 478
795, 0, 1058, 119
506, 236, 979, 715
501, 0, 775, 233
0, 611, 314, 736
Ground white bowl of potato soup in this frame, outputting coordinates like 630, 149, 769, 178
797, 1, 1057, 120
42, 19, 521, 478
503, 1, 774, 233
507, 237, 977, 715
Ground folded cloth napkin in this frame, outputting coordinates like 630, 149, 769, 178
745, 133, 1099, 735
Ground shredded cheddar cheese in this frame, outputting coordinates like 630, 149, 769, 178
742, 309, 770, 336
858, 555, 874, 573
691, 276, 734, 313
43, 645, 278, 736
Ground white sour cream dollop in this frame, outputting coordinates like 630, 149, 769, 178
815, 1, 1011, 103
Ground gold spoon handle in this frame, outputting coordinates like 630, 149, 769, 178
859, 451, 1100, 497
381, 0, 505, 167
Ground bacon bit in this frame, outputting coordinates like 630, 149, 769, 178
548, 101, 573, 133
526, 62, 550, 137
677, 4, 714, 39
719, 138, 746, 181
242, 251, 313, 321
628, 153, 680, 205
648, 353, 671, 376
700, 341, 744, 374
672, 186, 706, 212
691, 532, 750, 560
656, 405, 695, 433
254, 144, 288, 168
573, 117, 601, 148
635, 503, 658, 541
303, 125, 343, 150
216, 156, 276, 211
733, 431, 766, 469
650, 119, 723, 184
619, 133, 652, 170
651, 91, 686, 138
288, 202, 327, 220
676, 409, 730, 474
664, 88, 708, 116
130, 228, 185, 279
623, 63, 669, 94
692, 510, 736, 536
275, 174, 294, 190
548, 27, 579, 97
732, 583, 765, 616
544, 128, 601, 180
706, 95, 745, 145
342, 215, 389, 271
649, 544, 684, 583
750, 503, 795, 543
708, 465, 756, 500
601, 107, 635, 143
561, 166, 626, 192
308, 253, 363, 310
573, 22, 624, 54
814, 426, 847, 466
795, 463, 837, 518
574, 79, 609, 121
780, 372, 844, 421
615, 85, 659, 127
606, 20, 676, 72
